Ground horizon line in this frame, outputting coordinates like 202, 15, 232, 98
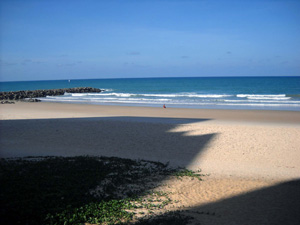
1, 75, 300, 83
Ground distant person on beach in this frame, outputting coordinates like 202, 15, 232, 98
163, 104, 166, 108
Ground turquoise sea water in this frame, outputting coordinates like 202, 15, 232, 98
1, 77, 300, 111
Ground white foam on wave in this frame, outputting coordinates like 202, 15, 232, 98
81, 97, 171, 102
238, 94, 284, 97
224, 99, 298, 104
71, 93, 88, 97
191, 94, 232, 98
219, 103, 300, 107
97, 93, 136, 97
98, 92, 174, 98
141, 94, 177, 97
142, 93, 232, 98
46, 96, 74, 99
236, 94, 291, 100
237, 94, 286, 97
38, 98, 81, 102
101, 89, 114, 92
247, 96, 290, 100
88, 92, 232, 98
87, 93, 109, 96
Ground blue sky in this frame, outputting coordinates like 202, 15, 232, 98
0, 0, 300, 81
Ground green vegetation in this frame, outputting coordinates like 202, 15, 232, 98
0, 156, 205, 224
171, 168, 205, 181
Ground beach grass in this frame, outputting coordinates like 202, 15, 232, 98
0, 156, 204, 225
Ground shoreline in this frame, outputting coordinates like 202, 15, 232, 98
1, 101, 300, 124
21, 98, 300, 112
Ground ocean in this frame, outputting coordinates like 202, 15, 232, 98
1, 77, 300, 111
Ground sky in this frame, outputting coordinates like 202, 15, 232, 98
0, 0, 300, 81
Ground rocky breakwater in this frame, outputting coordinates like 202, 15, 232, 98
0, 87, 102, 101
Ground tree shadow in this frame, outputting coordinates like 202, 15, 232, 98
0, 117, 215, 168
185, 179, 300, 225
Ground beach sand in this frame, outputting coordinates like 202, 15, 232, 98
1, 102, 300, 224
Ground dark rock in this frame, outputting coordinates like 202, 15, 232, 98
0, 87, 103, 101
1, 101, 15, 104
26, 98, 41, 102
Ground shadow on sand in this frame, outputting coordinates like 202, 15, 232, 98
0, 117, 214, 168
0, 116, 299, 224
187, 179, 300, 225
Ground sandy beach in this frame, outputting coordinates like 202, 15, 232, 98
1, 102, 300, 224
